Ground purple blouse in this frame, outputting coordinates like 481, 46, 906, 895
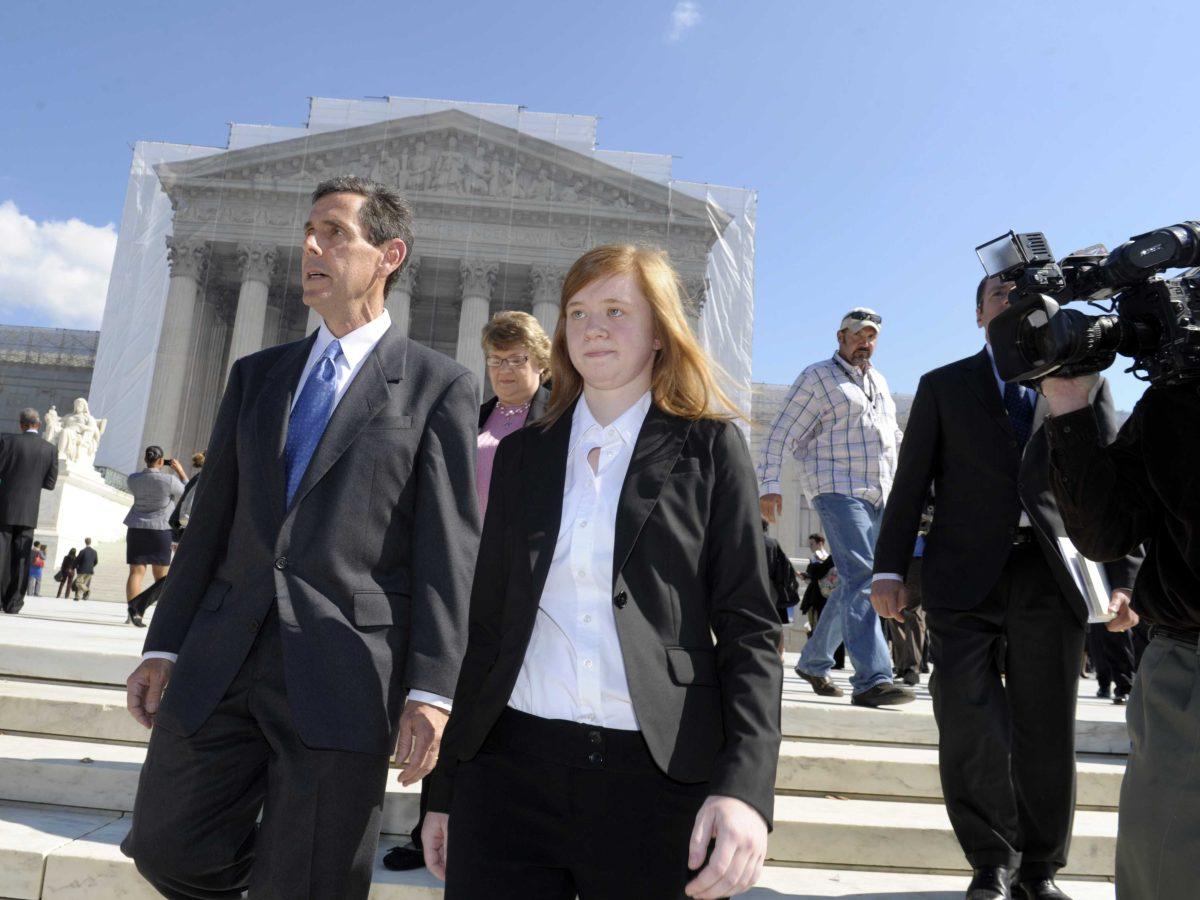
476, 402, 531, 518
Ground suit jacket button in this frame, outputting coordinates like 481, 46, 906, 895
249, 619, 260, 632
587, 752, 604, 765
613, 591, 627, 609
274, 557, 288, 570
589, 730, 602, 745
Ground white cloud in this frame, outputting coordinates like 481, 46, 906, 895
0, 200, 117, 329
667, 1, 702, 42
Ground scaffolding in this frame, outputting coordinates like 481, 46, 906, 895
0, 326, 98, 369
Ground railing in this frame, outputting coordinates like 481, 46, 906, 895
94, 466, 129, 493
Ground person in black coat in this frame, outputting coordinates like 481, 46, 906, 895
423, 244, 782, 900
120, 177, 481, 899
763, 520, 801, 628
0, 408, 58, 614
871, 275, 1142, 899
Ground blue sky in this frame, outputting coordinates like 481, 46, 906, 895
2, 0, 1198, 411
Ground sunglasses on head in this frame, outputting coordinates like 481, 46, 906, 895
844, 311, 882, 325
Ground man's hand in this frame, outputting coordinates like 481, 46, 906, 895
870, 579, 908, 623
1106, 588, 1139, 632
1041, 374, 1098, 417
685, 795, 768, 899
421, 811, 449, 880
395, 700, 448, 786
126, 658, 173, 729
759, 494, 783, 524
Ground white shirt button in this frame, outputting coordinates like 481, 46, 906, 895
579, 520, 588, 528
583, 615, 592, 623
584, 659, 593, 669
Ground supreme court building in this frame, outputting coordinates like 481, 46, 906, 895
89, 97, 757, 474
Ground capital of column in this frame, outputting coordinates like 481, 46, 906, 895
528, 265, 566, 307
392, 255, 421, 296
683, 275, 708, 316
237, 243, 278, 287
165, 235, 210, 281
459, 259, 499, 300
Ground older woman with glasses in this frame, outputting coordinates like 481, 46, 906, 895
385, 308, 553, 874
475, 310, 552, 516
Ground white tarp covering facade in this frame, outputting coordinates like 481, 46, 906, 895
91, 96, 757, 472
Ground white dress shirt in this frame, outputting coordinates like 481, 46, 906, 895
144, 311, 451, 710
507, 390, 653, 730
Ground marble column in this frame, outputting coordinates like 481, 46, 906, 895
385, 256, 419, 336
225, 243, 277, 380
683, 275, 708, 333
528, 264, 565, 337
455, 259, 499, 399
141, 235, 209, 455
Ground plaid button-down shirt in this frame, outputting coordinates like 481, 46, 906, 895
757, 353, 903, 507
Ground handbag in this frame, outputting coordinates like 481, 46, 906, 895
53, 571, 65, 583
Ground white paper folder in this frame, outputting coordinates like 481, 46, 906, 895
1057, 537, 1115, 624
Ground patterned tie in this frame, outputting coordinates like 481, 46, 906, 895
1003, 381, 1033, 452
284, 340, 343, 506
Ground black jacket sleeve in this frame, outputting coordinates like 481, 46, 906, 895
1045, 401, 1154, 564
875, 373, 940, 578
1087, 379, 1144, 589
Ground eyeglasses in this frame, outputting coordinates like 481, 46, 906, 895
486, 355, 530, 369
844, 311, 882, 325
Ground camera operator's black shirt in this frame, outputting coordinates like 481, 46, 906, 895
1045, 384, 1200, 631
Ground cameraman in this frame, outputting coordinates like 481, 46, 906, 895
1042, 375, 1199, 899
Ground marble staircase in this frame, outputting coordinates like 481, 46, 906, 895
0, 598, 1124, 898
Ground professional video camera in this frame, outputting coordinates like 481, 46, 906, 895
977, 222, 1200, 385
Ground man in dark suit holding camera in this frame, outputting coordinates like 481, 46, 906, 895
871, 276, 1140, 900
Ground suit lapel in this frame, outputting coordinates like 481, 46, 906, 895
255, 334, 316, 521
286, 326, 403, 513
963, 348, 1015, 442
523, 404, 573, 604
612, 407, 692, 585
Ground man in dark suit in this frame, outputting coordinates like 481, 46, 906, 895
870, 276, 1141, 900
0, 408, 58, 614
120, 176, 480, 899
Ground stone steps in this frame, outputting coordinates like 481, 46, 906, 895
0, 599, 1125, 895
0, 723, 1125, 814
0, 733, 1120, 878
0, 801, 1116, 900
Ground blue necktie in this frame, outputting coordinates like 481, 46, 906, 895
284, 340, 342, 506
1003, 381, 1033, 451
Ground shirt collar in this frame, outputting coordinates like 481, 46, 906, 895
312, 309, 392, 370
832, 352, 871, 379
571, 390, 653, 452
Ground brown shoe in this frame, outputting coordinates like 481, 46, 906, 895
795, 667, 844, 697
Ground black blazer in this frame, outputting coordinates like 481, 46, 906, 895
145, 325, 481, 756
0, 431, 58, 528
477, 385, 551, 430
875, 348, 1140, 618
429, 402, 783, 826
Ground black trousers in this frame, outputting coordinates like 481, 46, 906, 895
446, 708, 712, 899
121, 606, 391, 899
1088, 622, 1135, 696
0, 524, 34, 614
925, 543, 1085, 879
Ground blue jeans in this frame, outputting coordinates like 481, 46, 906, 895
797, 493, 892, 694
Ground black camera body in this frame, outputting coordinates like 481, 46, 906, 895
979, 223, 1200, 386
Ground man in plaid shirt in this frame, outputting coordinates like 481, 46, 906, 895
759, 308, 914, 707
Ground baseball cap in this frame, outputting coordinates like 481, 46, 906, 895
840, 308, 882, 334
